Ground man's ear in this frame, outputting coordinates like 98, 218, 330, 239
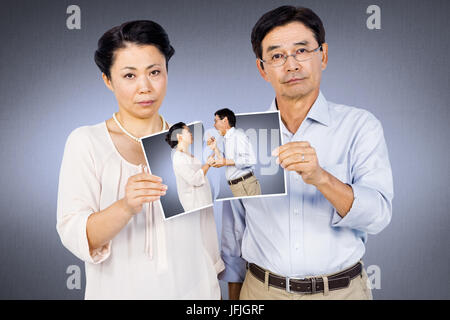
224, 117, 231, 128
256, 59, 269, 82
102, 73, 114, 92
320, 43, 329, 71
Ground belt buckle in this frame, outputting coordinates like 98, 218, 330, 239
285, 276, 291, 293
286, 276, 317, 294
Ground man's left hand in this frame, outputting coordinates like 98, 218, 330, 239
211, 157, 228, 168
272, 141, 326, 186
207, 136, 217, 150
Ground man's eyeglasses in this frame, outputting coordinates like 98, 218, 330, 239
260, 45, 322, 67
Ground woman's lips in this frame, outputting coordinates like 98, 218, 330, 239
137, 100, 154, 106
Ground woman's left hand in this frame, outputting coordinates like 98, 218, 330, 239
207, 156, 215, 166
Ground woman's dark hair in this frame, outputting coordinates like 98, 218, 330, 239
215, 108, 236, 127
94, 20, 175, 79
251, 6, 325, 67
165, 122, 186, 149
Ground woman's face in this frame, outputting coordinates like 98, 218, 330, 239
179, 126, 193, 145
103, 43, 167, 119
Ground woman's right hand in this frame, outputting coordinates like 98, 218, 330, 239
121, 166, 167, 216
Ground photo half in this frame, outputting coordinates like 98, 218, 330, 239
205, 109, 287, 201
141, 121, 213, 220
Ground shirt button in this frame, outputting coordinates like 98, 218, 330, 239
295, 243, 300, 250
294, 209, 299, 215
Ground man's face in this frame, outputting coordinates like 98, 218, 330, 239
257, 22, 328, 100
214, 115, 228, 136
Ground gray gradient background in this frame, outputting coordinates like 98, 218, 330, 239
0, 0, 449, 299
214, 111, 286, 200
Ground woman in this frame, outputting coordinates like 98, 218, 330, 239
56, 20, 224, 299
165, 123, 214, 212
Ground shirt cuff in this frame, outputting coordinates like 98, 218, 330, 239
331, 183, 371, 228
214, 258, 226, 276
233, 160, 246, 170
89, 240, 112, 264
81, 211, 112, 264
218, 254, 247, 283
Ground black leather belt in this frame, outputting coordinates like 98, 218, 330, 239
248, 262, 362, 294
228, 172, 254, 185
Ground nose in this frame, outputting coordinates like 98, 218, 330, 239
137, 75, 153, 93
285, 55, 301, 72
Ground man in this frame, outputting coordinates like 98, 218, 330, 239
207, 108, 262, 197
220, 6, 393, 300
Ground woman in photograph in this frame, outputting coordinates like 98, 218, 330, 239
56, 20, 224, 299
165, 123, 214, 212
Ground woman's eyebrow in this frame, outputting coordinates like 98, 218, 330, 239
121, 64, 160, 70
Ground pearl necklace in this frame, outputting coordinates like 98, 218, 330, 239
112, 112, 166, 142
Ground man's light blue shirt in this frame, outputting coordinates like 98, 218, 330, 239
220, 92, 394, 282
223, 127, 257, 181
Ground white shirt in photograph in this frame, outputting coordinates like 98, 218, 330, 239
223, 127, 257, 181
172, 150, 213, 212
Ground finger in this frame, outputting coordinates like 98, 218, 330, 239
138, 195, 161, 203
284, 161, 311, 172
131, 172, 163, 183
272, 141, 311, 157
276, 147, 315, 163
132, 188, 166, 198
132, 173, 163, 183
277, 144, 313, 158
280, 154, 311, 168
132, 181, 167, 191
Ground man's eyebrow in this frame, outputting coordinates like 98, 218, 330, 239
294, 40, 309, 46
121, 64, 160, 70
266, 45, 280, 53
266, 40, 310, 53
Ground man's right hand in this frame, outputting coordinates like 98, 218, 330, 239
207, 136, 217, 150
228, 282, 243, 300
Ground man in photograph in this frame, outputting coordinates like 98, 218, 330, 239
220, 6, 393, 300
207, 108, 262, 197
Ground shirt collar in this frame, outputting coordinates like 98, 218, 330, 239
268, 91, 330, 127
224, 127, 235, 139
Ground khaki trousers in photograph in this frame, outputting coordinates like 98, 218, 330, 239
239, 264, 373, 300
229, 175, 261, 197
